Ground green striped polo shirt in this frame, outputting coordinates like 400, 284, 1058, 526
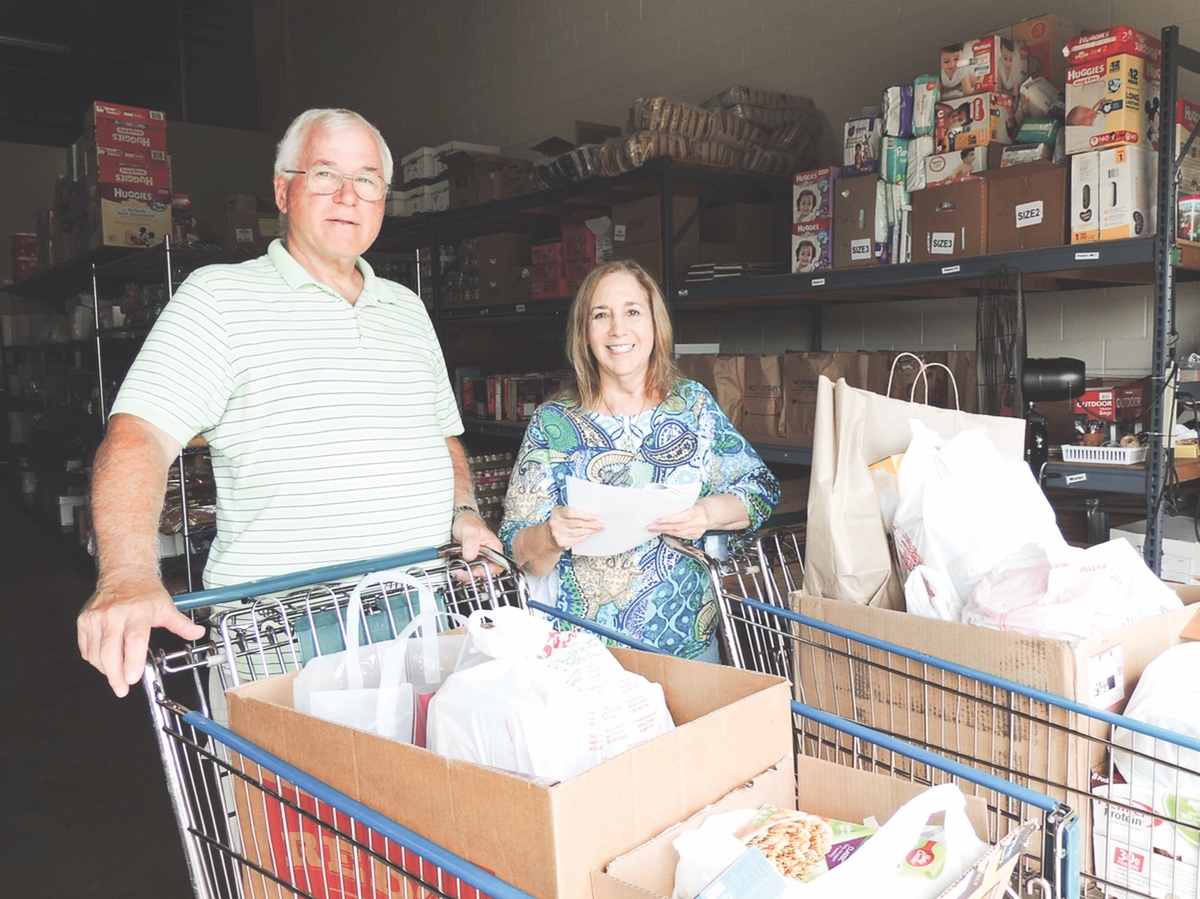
112, 240, 463, 589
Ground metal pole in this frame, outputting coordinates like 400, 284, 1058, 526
1146, 25, 1181, 575
91, 262, 106, 426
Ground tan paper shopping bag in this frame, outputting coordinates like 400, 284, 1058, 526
802, 375, 1025, 609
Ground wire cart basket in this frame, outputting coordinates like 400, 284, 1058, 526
144, 544, 533, 899
697, 522, 1200, 899
142, 534, 1085, 899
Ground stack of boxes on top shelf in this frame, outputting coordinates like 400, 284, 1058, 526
396, 141, 535, 216
531, 209, 613, 300
1067, 27, 1161, 243
790, 14, 1076, 273
910, 16, 1070, 260
55, 101, 173, 262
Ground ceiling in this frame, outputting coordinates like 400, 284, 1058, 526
0, 0, 258, 148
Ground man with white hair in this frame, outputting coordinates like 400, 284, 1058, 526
78, 108, 499, 697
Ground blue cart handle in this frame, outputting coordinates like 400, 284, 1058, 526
172, 545, 444, 611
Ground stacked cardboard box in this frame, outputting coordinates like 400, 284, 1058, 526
611, 194, 697, 283
532, 210, 613, 300
791, 168, 838, 273
56, 101, 172, 259
1067, 27, 1160, 243
398, 140, 499, 216
902, 16, 1078, 261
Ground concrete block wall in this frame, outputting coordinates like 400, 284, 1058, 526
254, 0, 1200, 377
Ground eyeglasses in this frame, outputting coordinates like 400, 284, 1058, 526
284, 167, 388, 201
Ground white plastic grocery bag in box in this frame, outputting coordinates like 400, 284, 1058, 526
805, 375, 1025, 608
428, 606, 675, 781
292, 570, 464, 744
893, 421, 1067, 622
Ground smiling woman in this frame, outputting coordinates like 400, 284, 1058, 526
499, 260, 781, 661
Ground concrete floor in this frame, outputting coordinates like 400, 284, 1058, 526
2, 489, 193, 897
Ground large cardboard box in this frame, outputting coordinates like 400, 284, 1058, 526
699, 203, 772, 247
476, 232, 532, 280
228, 647, 793, 899
911, 179, 988, 262
793, 588, 1200, 810
595, 755, 1000, 899
611, 194, 699, 248
612, 236, 699, 284
197, 212, 283, 247
832, 175, 881, 268
1008, 14, 1077, 90
985, 162, 1068, 253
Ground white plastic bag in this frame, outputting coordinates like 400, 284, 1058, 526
1111, 642, 1200, 804
894, 421, 1066, 621
672, 809, 779, 899
427, 607, 675, 781
293, 570, 462, 743
961, 539, 1183, 641
671, 785, 988, 899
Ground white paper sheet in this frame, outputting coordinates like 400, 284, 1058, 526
566, 475, 702, 556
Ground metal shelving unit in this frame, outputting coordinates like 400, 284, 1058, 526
656, 25, 1199, 577
3, 240, 266, 588
374, 156, 792, 320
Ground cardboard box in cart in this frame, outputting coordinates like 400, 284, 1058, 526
793, 588, 1200, 804
594, 756, 1006, 899
228, 647, 793, 899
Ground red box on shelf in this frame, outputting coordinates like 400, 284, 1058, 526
1074, 386, 1144, 423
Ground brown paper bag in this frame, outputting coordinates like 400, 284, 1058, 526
881, 350, 978, 412
740, 353, 785, 440
678, 353, 745, 423
803, 375, 1026, 609
783, 352, 887, 446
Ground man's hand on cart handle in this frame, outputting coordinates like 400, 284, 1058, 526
451, 508, 505, 578
78, 572, 206, 698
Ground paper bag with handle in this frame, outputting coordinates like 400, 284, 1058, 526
803, 353, 1026, 609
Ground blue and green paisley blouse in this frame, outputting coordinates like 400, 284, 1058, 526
499, 378, 780, 658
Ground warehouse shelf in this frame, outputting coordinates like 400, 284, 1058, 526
376, 157, 790, 250
673, 238, 1200, 308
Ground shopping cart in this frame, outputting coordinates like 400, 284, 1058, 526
143, 543, 533, 899
697, 523, 1200, 899
524, 590, 1078, 899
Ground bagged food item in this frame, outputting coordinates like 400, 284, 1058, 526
673, 785, 988, 899
292, 570, 463, 745
893, 421, 1066, 621
961, 539, 1183, 640
427, 607, 675, 781
1111, 642, 1200, 803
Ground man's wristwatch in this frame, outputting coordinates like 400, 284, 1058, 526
452, 504, 480, 519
